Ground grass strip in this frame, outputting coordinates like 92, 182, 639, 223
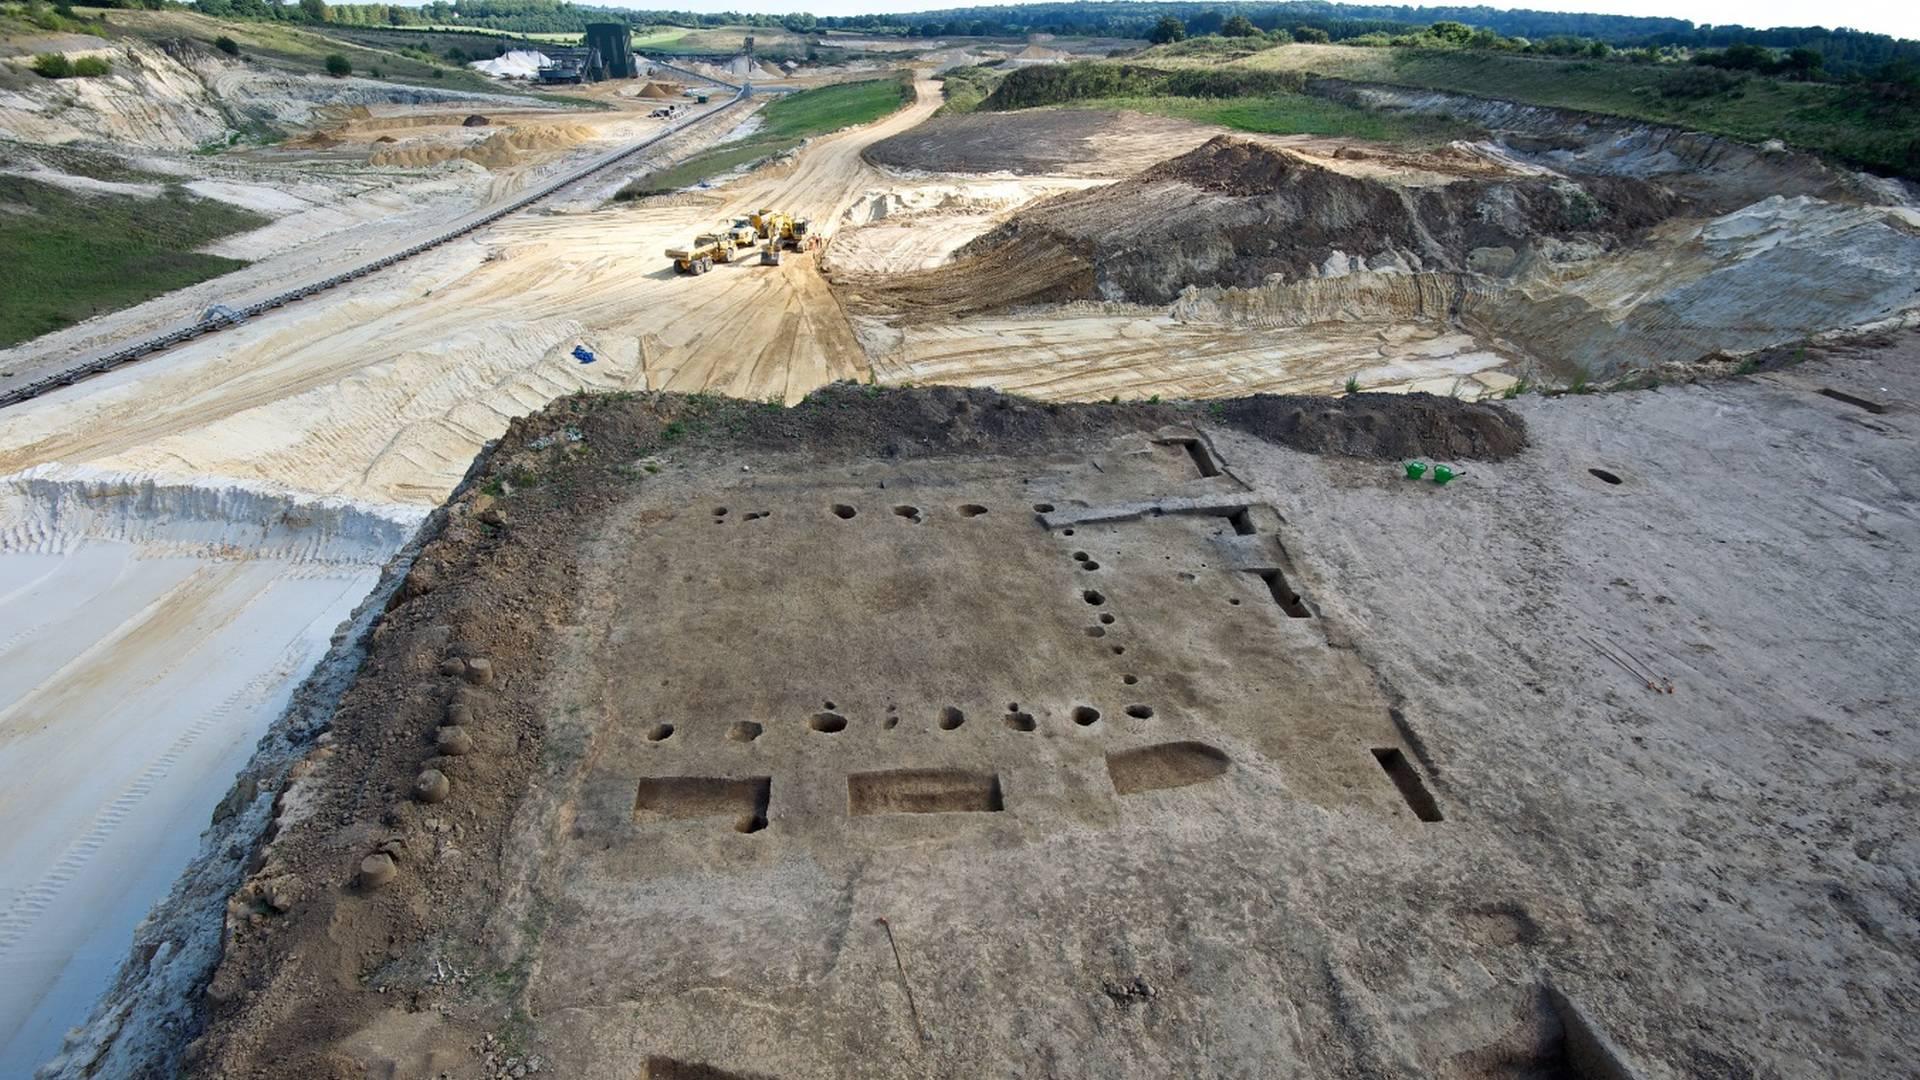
617, 74, 913, 199
0, 176, 269, 347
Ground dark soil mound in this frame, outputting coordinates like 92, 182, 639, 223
491, 384, 1526, 474
462, 114, 490, 127
1213, 392, 1528, 462
865, 110, 1120, 175
959, 136, 1681, 305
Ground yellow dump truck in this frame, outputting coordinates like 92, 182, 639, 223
665, 233, 735, 274
725, 218, 760, 249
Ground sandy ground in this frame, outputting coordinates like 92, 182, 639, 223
0, 91, 740, 387
861, 312, 1518, 400
175, 333, 1919, 1079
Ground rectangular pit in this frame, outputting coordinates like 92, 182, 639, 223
1372, 748, 1443, 822
634, 776, 771, 833
848, 768, 1005, 815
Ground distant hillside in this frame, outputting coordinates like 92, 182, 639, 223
881, 3, 1917, 76
175, 3, 1916, 78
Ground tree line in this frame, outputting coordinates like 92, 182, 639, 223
181, 0, 1918, 79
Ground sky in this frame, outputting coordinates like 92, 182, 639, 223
612, 0, 1919, 41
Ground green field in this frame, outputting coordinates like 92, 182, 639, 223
618, 75, 915, 199
934, 65, 1006, 115
423, 24, 582, 43
631, 25, 812, 58
1220, 43, 1919, 178
0, 176, 269, 347
630, 27, 693, 49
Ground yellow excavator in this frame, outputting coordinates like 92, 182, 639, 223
748, 207, 812, 266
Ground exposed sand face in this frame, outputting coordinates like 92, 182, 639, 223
0, 475, 399, 1072
839, 134, 1918, 397
863, 311, 1518, 401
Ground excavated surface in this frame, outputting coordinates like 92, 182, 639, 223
840, 135, 1920, 392
864, 108, 1230, 177
178, 387, 1479, 1078
886, 136, 1678, 307
178, 340, 1920, 1078
8, 49, 1920, 1079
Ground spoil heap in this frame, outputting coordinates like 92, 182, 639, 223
959, 136, 1677, 304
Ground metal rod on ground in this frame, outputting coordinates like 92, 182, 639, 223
1618, 640, 1675, 693
1583, 634, 1656, 692
875, 916, 926, 1043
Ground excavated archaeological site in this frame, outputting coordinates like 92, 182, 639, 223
1, 24, 1918, 1080
177, 359, 1920, 1080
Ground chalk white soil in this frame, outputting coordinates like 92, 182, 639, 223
0, 543, 376, 1072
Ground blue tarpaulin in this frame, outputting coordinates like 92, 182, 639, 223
572, 345, 596, 365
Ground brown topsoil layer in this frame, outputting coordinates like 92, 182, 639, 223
181, 385, 1522, 1077
863, 109, 1201, 177
1212, 392, 1528, 462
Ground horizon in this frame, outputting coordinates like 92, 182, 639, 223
574, 0, 1919, 43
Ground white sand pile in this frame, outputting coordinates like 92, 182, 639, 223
468, 51, 551, 80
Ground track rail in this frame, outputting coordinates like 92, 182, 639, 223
0, 82, 749, 411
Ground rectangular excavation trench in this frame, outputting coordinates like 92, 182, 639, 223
1182, 439, 1223, 478
1372, 748, 1443, 822
634, 776, 772, 833
1254, 568, 1312, 618
848, 768, 1004, 815
1817, 387, 1888, 414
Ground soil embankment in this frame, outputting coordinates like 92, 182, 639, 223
843, 132, 1920, 388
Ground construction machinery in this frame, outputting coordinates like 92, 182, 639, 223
724, 218, 760, 249
748, 208, 812, 265
665, 232, 734, 274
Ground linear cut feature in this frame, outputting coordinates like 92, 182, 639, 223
1182, 439, 1223, 478
1817, 387, 1888, 414
848, 768, 1005, 815
634, 776, 772, 833
1372, 748, 1443, 822
1254, 568, 1312, 618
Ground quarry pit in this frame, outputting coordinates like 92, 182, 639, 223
0, 31, 1916, 1080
